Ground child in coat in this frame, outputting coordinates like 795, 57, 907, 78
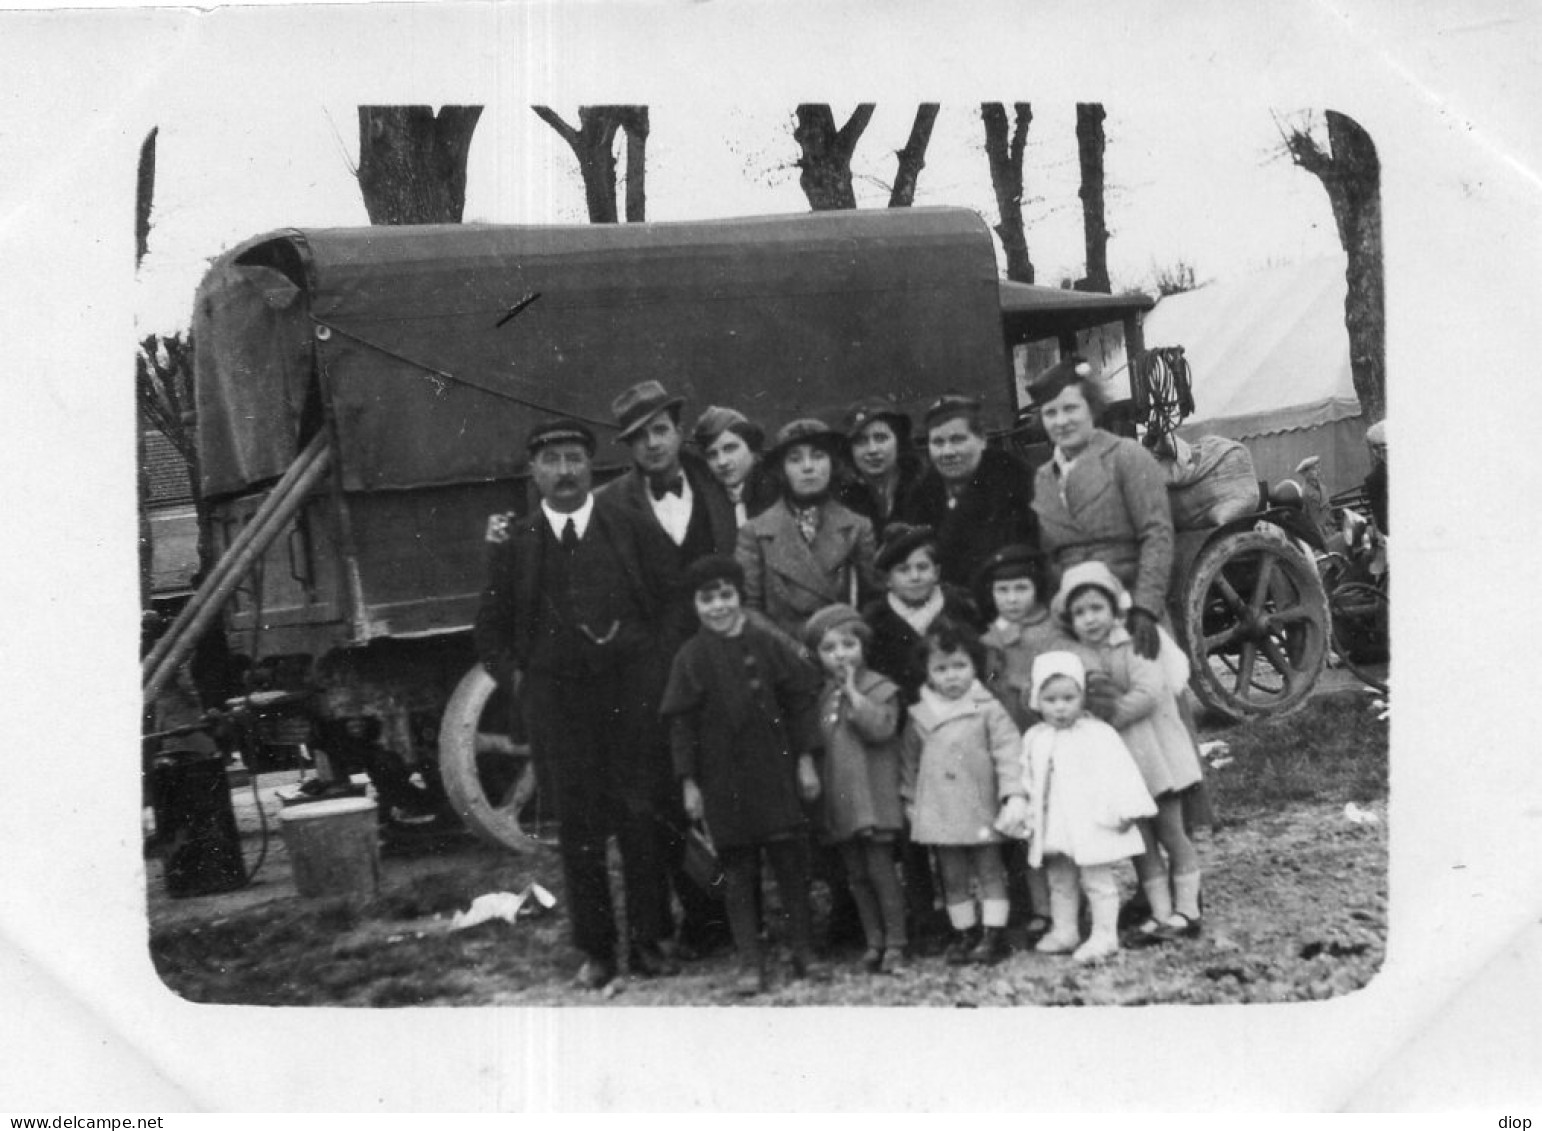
999, 651, 1156, 963
862, 523, 983, 704
804, 603, 909, 975
975, 543, 1072, 941
661, 555, 825, 995
861, 522, 980, 951
900, 617, 1026, 966
1052, 561, 1206, 943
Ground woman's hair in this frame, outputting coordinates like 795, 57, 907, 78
723, 419, 765, 454
914, 615, 987, 678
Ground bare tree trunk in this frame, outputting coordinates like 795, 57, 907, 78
888, 103, 940, 207
1074, 103, 1110, 293
357, 105, 483, 224
534, 105, 649, 224
981, 102, 1034, 283
1285, 111, 1385, 422
794, 103, 876, 211
136, 128, 157, 269
621, 107, 649, 222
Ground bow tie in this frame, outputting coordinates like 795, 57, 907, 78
650, 476, 684, 500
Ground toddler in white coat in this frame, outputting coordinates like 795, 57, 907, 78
1000, 651, 1156, 963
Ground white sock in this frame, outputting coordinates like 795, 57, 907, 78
981, 898, 1010, 928
946, 901, 978, 930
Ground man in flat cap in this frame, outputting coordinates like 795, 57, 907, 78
896, 393, 1038, 589
474, 418, 687, 989
596, 380, 739, 959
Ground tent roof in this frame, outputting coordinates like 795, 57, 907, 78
1144, 256, 1360, 439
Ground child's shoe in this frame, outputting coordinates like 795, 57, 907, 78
968, 926, 1008, 965
861, 946, 884, 974
1034, 927, 1080, 955
732, 957, 767, 997
944, 927, 979, 966
1073, 933, 1118, 964
880, 948, 909, 975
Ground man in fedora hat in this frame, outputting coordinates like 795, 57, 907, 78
475, 418, 688, 990
596, 380, 739, 959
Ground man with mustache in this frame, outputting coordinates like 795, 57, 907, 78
474, 418, 687, 990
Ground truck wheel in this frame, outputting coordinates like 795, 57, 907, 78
1180, 527, 1329, 721
438, 664, 543, 852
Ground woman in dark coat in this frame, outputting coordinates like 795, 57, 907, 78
835, 395, 926, 538
692, 405, 780, 526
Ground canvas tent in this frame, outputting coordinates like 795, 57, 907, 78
1143, 255, 1371, 494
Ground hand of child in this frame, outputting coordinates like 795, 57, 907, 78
841, 662, 860, 699
797, 755, 821, 803
995, 795, 1032, 838
682, 778, 704, 822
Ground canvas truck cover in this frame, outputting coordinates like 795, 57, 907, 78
193, 207, 1014, 496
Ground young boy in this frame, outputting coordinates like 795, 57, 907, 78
861, 523, 983, 704
659, 554, 825, 995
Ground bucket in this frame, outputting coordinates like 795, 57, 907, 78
277, 796, 380, 901
151, 749, 248, 898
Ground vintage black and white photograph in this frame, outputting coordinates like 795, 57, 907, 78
5, 0, 1541, 1114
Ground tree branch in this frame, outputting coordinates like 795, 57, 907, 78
532, 105, 581, 148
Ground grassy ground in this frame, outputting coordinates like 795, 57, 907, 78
148, 689, 1388, 1007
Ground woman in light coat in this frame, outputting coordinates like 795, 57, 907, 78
735, 419, 881, 641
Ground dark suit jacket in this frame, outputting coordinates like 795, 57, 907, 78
473, 497, 687, 681
594, 448, 738, 557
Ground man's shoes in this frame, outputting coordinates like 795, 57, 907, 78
574, 958, 617, 990
628, 944, 681, 978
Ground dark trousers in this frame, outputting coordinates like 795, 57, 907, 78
523, 661, 667, 961
721, 838, 814, 966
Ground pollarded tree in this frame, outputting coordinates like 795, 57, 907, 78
981, 102, 1034, 283
1281, 110, 1385, 422
793, 104, 876, 211
533, 105, 650, 223
888, 104, 940, 208
1074, 103, 1110, 294
356, 105, 484, 224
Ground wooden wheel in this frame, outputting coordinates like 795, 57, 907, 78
1180, 527, 1329, 721
437, 664, 547, 852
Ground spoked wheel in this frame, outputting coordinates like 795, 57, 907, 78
1181, 528, 1330, 721
438, 665, 550, 852
1328, 580, 1390, 693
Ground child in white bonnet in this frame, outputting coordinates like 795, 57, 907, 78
1001, 650, 1156, 963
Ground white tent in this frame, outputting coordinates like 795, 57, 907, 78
1143, 256, 1371, 494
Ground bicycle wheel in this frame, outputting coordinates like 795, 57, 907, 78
1328, 581, 1389, 693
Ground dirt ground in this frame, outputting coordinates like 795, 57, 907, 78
145, 682, 1388, 1008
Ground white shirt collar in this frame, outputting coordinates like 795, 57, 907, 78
649, 472, 694, 545
541, 494, 594, 540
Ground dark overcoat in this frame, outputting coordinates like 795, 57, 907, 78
861, 584, 983, 704
660, 622, 822, 847
897, 447, 1038, 588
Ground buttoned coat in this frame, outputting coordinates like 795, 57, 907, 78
816, 669, 905, 841
982, 614, 1076, 731
735, 498, 879, 638
660, 621, 822, 848
473, 497, 686, 681
1020, 715, 1155, 868
900, 682, 1024, 846
1032, 428, 1174, 616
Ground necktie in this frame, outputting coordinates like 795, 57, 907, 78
650, 476, 684, 500
561, 518, 579, 550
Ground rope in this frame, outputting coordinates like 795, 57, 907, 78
311, 317, 615, 430
1132, 346, 1195, 442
